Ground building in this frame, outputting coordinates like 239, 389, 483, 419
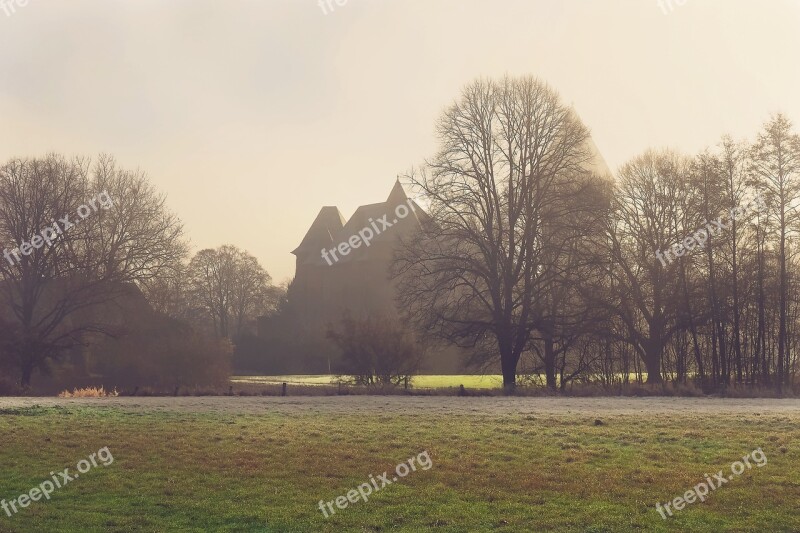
290, 180, 427, 328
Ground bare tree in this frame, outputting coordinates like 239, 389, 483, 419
596, 150, 691, 383
0, 154, 186, 387
529, 174, 610, 390
186, 245, 276, 340
691, 151, 728, 386
718, 137, 750, 383
751, 114, 800, 391
394, 76, 600, 389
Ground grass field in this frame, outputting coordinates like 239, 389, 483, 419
230, 374, 661, 390
232, 375, 508, 389
0, 397, 798, 532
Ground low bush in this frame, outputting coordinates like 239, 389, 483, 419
327, 313, 424, 386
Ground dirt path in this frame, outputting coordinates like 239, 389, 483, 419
1, 395, 799, 416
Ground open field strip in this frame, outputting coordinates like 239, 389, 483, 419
229, 375, 663, 390
0, 397, 798, 532
231, 375, 507, 389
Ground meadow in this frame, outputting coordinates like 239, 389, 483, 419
231, 374, 507, 389
0, 396, 798, 532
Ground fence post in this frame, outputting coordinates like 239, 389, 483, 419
282, 382, 287, 397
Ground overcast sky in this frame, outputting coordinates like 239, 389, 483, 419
1, 0, 799, 281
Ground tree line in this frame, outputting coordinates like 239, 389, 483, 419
394, 75, 800, 393
0, 154, 277, 390
3, 76, 798, 394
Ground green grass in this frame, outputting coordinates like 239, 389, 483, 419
231, 374, 653, 389
0, 404, 798, 532
232, 375, 505, 389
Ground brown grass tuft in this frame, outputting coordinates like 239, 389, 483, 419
58, 386, 119, 398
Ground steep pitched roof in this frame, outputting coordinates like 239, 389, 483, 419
294, 182, 427, 266
386, 178, 408, 207
292, 206, 346, 256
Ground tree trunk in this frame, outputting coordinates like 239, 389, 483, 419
756, 222, 769, 385
731, 225, 744, 384
544, 336, 557, 390
501, 358, 517, 390
778, 228, 787, 395
20, 363, 34, 389
643, 341, 664, 384
496, 317, 521, 391
679, 253, 705, 385
707, 244, 725, 388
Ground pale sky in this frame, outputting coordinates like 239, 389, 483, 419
1, 0, 799, 281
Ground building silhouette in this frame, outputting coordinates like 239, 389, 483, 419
291, 180, 427, 328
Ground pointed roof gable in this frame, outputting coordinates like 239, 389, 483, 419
293, 181, 430, 266
292, 206, 346, 255
386, 178, 408, 207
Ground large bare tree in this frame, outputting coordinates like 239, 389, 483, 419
393, 76, 603, 388
0, 154, 186, 386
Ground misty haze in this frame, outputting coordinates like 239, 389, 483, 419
1, 1, 799, 532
